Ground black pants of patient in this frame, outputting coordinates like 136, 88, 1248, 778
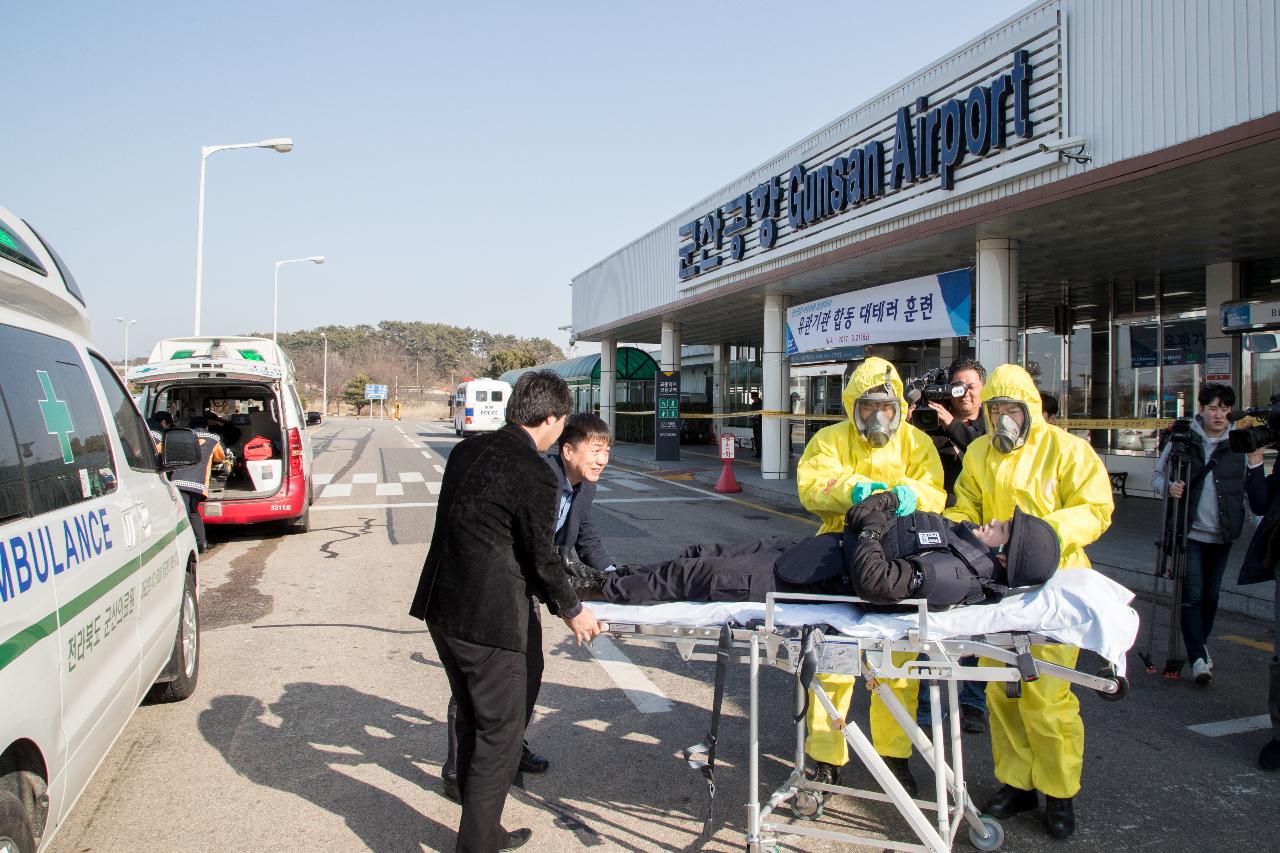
601, 536, 846, 604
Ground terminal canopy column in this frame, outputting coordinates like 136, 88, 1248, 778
763, 293, 790, 480
975, 238, 1020, 370
599, 337, 616, 434
660, 321, 682, 373
1206, 262, 1241, 391
712, 344, 728, 429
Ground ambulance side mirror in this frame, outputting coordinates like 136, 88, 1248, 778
160, 428, 201, 470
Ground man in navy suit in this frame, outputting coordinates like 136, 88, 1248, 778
443, 412, 616, 799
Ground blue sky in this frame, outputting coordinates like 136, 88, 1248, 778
7, 1, 1029, 360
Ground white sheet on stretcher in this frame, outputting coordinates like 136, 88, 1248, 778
590, 569, 1139, 675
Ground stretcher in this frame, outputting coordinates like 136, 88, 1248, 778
591, 569, 1138, 852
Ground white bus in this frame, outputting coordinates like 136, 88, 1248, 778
0, 206, 202, 853
452, 378, 512, 435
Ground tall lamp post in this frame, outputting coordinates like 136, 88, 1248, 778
321, 332, 329, 416
273, 256, 325, 345
116, 316, 137, 370
193, 137, 294, 336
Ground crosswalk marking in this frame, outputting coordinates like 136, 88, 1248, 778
320, 483, 353, 498
312, 501, 438, 512
433, 464, 444, 474
588, 636, 672, 713
421, 451, 433, 460
399, 471, 425, 482
352, 473, 378, 484
1188, 715, 1272, 737
313, 473, 334, 485
426, 482, 441, 495
376, 483, 404, 496
605, 474, 653, 492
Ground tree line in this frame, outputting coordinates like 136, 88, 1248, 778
253, 321, 563, 413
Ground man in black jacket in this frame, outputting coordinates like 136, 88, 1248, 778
442, 412, 617, 796
569, 491, 1059, 608
410, 371, 601, 853
922, 357, 987, 495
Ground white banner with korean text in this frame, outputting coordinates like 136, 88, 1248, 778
785, 268, 972, 355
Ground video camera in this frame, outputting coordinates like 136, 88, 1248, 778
1228, 393, 1280, 453
904, 368, 965, 432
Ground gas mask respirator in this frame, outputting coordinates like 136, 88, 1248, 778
854, 368, 901, 448
987, 400, 1030, 454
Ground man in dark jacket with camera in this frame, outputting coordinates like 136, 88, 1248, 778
1151, 383, 1264, 686
410, 371, 601, 853
1240, 425, 1280, 771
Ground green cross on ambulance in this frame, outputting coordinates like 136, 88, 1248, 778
0, 206, 203, 853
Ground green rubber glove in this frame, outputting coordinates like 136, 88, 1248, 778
891, 484, 917, 516
850, 481, 888, 505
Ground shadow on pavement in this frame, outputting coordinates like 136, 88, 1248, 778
198, 683, 452, 853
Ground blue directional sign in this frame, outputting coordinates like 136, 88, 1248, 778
364, 383, 388, 401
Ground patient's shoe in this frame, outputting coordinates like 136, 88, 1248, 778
568, 571, 606, 601
803, 759, 840, 786
884, 756, 918, 798
559, 550, 596, 580
984, 783, 1038, 818
1043, 795, 1075, 839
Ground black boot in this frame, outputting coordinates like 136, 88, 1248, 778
557, 548, 595, 580
1043, 795, 1075, 839
984, 783, 1038, 818
804, 759, 840, 786
519, 742, 549, 774
884, 756, 918, 798
568, 570, 606, 601
499, 828, 532, 850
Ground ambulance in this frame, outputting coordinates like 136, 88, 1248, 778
0, 207, 202, 853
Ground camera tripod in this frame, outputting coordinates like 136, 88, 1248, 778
1139, 439, 1193, 677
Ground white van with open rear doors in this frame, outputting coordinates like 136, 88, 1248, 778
128, 336, 315, 533
452, 378, 512, 435
0, 205, 202, 853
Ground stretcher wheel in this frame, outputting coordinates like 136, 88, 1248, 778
790, 789, 823, 821
968, 815, 1005, 851
1004, 680, 1022, 699
1096, 667, 1129, 702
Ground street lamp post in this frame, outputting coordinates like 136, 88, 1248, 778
193, 137, 294, 336
116, 316, 138, 370
273, 256, 325, 345
321, 332, 329, 416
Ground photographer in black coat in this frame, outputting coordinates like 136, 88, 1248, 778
410, 371, 601, 853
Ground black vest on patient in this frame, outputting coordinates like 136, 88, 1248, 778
774, 511, 1018, 609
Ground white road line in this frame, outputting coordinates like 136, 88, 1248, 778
597, 496, 728, 504
352, 473, 378, 484
426, 482, 441, 495
311, 501, 437, 511
399, 471, 426, 482
588, 635, 672, 713
594, 484, 610, 492
312, 473, 334, 485
395, 426, 405, 434
433, 464, 444, 474
1188, 714, 1272, 737
376, 483, 404, 496
320, 483, 353, 498
607, 475, 654, 492
421, 451, 434, 460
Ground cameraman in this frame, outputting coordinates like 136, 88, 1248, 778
916, 356, 988, 735
1150, 383, 1263, 686
922, 357, 988, 494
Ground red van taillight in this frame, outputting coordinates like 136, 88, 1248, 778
288, 427, 304, 478
465, 416, 473, 424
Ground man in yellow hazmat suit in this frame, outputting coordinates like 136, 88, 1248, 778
796, 357, 946, 796
945, 363, 1113, 839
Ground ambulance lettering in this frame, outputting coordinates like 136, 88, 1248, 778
0, 508, 114, 604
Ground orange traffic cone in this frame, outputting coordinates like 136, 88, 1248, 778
715, 459, 741, 493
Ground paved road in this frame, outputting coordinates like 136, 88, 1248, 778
48, 417, 1278, 852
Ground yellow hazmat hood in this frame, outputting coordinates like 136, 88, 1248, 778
842, 357, 906, 422
981, 363, 1045, 435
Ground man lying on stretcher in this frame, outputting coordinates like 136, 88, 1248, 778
566, 489, 1061, 609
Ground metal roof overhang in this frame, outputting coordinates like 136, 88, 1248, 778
580, 113, 1280, 347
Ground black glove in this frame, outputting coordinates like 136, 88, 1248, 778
844, 491, 900, 537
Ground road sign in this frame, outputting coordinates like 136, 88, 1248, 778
655, 371, 680, 462
720, 433, 736, 461
364, 383, 388, 401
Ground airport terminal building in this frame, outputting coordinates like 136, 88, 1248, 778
571, 0, 1280, 491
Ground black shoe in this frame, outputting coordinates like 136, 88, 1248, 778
519, 743, 549, 774
568, 571, 606, 601
804, 759, 840, 786
961, 705, 988, 734
1259, 738, 1280, 772
441, 773, 460, 803
558, 549, 595, 580
884, 756, 918, 798
1044, 795, 1075, 839
499, 828, 532, 850
985, 783, 1038, 818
